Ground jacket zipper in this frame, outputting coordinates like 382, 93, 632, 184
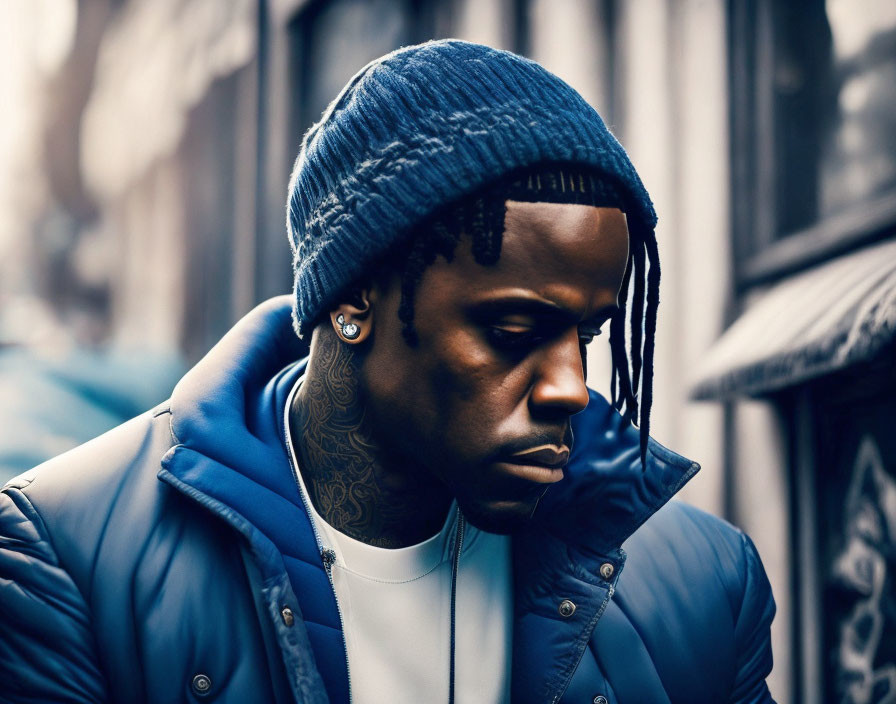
282, 408, 353, 703
449, 506, 465, 704
319, 546, 352, 702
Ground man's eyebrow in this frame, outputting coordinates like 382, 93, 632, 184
469, 294, 618, 323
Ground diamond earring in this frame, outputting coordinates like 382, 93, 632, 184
336, 313, 360, 340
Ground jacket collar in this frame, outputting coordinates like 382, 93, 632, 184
161, 297, 309, 575
510, 391, 699, 703
165, 296, 303, 470
537, 388, 700, 555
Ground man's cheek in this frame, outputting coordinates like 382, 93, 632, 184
436, 330, 499, 396
442, 404, 498, 462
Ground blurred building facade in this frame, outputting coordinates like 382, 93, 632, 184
3, 1, 896, 702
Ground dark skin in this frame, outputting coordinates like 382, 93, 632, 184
290, 200, 630, 548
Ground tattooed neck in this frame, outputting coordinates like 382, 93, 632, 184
289, 329, 453, 549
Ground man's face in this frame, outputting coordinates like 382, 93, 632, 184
360, 200, 630, 533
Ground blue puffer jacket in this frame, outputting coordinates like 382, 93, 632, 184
0, 297, 776, 704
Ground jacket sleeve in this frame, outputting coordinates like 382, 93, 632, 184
0, 483, 109, 704
729, 531, 777, 704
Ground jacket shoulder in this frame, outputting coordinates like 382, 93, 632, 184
1, 407, 177, 593
6, 403, 173, 494
613, 501, 776, 702
0, 475, 110, 702
0, 410, 173, 704
624, 499, 749, 573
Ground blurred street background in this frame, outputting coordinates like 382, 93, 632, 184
2, 1, 895, 702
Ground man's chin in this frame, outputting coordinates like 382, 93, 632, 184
458, 496, 542, 535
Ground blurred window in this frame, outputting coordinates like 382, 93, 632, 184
180, 70, 242, 360
730, 0, 896, 286
817, 1, 896, 225
774, 0, 896, 234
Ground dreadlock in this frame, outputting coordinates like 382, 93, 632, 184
388, 163, 662, 466
610, 223, 661, 463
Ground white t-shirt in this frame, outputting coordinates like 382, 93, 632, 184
285, 381, 512, 703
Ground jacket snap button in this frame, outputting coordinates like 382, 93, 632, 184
191, 673, 212, 697
558, 599, 576, 617
599, 562, 615, 580
593, 696, 609, 704
281, 606, 295, 627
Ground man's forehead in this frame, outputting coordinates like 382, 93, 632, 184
499, 200, 628, 274
421, 200, 630, 315
502, 200, 629, 250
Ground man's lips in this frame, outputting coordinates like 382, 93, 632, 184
495, 444, 570, 485
509, 444, 570, 468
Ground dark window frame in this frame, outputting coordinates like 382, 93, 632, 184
727, 0, 896, 292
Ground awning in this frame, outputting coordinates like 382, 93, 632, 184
691, 237, 896, 400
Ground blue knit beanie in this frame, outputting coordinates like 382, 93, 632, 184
287, 39, 656, 337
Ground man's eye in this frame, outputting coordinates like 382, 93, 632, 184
486, 327, 542, 350
488, 325, 603, 351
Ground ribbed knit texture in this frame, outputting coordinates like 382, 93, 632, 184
287, 39, 656, 337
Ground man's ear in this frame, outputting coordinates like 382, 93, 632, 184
330, 287, 373, 344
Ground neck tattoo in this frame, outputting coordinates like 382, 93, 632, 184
290, 331, 452, 548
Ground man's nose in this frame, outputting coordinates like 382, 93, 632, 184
529, 331, 590, 416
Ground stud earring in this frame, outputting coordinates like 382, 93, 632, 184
336, 313, 360, 340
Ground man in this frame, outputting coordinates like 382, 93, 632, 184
0, 40, 775, 703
